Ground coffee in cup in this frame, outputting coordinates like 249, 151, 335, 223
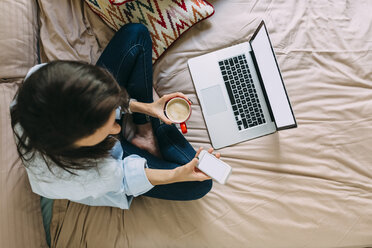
164, 97, 191, 134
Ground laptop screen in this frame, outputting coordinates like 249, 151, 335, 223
250, 22, 296, 129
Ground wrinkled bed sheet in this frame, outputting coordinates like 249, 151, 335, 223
39, 0, 372, 247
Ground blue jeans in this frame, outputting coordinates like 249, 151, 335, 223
96, 24, 212, 201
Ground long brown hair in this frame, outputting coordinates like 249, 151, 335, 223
11, 61, 129, 174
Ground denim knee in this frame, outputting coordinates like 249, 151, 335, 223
119, 23, 152, 46
194, 179, 213, 200
131, 23, 149, 34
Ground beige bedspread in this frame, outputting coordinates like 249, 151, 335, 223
38, 0, 372, 247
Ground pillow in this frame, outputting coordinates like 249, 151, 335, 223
85, 0, 214, 63
0, 0, 48, 247
0, 0, 38, 79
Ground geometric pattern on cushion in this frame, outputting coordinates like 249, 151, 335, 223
109, 0, 135, 4
85, 0, 214, 63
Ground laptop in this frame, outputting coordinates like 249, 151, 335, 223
188, 21, 297, 149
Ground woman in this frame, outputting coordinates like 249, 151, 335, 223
10, 23, 218, 210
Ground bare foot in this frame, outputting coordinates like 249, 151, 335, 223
131, 122, 162, 158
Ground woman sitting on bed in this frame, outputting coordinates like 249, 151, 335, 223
10, 23, 217, 209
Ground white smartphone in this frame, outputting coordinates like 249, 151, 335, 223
197, 150, 232, 184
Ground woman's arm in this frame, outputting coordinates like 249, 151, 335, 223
129, 100, 154, 117
145, 148, 220, 186
145, 158, 208, 185
129, 92, 191, 125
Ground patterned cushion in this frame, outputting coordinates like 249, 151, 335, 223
109, 0, 135, 4
85, 0, 214, 63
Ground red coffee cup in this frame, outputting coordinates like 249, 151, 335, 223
164, 97, 192, 134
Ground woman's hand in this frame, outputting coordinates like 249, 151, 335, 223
173, 147, 221, 183
145, 147, 221, 186
149, 92, 191, 125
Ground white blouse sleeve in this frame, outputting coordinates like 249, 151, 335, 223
122, 155, 153, 196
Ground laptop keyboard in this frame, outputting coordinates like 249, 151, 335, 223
218, 54, 266, 131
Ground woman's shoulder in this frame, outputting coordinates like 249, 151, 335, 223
14, 122, 122, 178
26, 153, 123, 181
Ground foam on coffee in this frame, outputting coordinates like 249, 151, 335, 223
166, 98, 190, 122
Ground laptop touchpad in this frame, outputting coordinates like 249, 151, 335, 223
201, 85, 227, 116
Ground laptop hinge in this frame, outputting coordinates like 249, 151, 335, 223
249, 50, 276, 129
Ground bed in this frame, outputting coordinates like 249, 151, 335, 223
1, 0, 372, 247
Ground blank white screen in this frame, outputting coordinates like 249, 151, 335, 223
250, 25, 295, 128
199, 154, 228, 181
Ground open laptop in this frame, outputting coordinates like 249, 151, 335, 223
188, 21, 297, 149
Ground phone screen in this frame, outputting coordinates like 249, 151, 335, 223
199, 153, 230, 182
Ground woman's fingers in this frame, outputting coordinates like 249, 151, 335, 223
194, 147, 203, 158
168, 92, 187, 99
191, 161, 211, 180
196, 172, 211, 181
196, 147, 221, 159
207, 147, 221, 159
150, 100, 173, 125
163, 92, 191, 104
159, 112, 173, 125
